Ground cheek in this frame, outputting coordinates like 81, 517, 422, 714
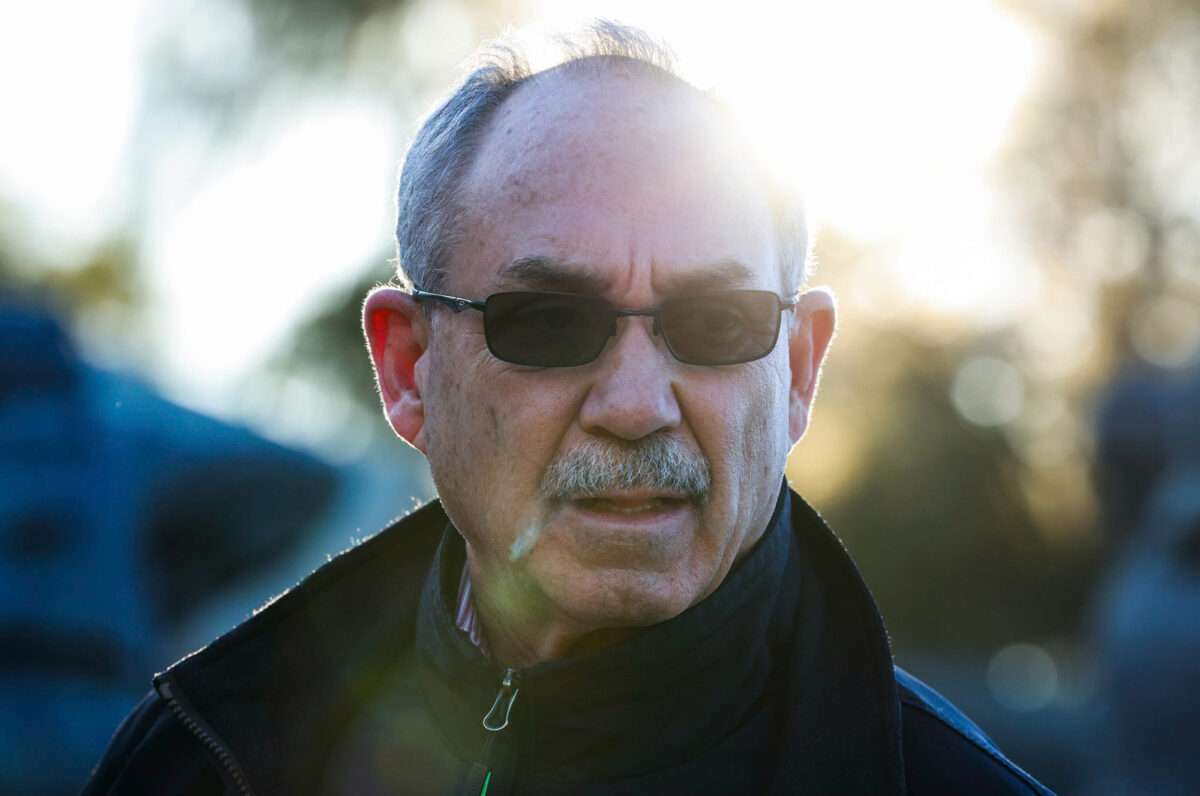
423, 342, 495, 488
752, 387, 790, 479
423, 352, 579, 508
423, 373, 469, 493
710, 365, 791, 486
485, 405, 501, 446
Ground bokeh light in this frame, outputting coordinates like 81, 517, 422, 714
987, 642, 1059, 712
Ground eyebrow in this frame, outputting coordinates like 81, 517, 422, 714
497, 256, 611, 293
496, 255, 759, 295
662, 258, 758, 293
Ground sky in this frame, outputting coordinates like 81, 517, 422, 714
0, 0, 1045, 445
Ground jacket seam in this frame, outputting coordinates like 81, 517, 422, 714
899, 695, 1052, 795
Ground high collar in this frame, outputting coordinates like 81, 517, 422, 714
415, 486, 797, 787
159, 486, 905, 795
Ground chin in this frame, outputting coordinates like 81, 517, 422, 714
547, 568, 702, 630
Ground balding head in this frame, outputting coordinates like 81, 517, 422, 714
452, 64, 777, 287
393, 22, 808, 297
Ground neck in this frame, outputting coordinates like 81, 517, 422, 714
465, 563, 638, 668
484, 609, 637, 669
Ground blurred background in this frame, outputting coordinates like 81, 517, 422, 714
2, 0, 1198, 793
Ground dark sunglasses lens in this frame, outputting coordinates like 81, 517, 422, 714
661, 291, 781, 365
484, 293, 612, 366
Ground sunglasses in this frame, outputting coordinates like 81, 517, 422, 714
412, 287, 798, 367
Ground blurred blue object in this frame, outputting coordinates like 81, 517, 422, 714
1087, 364, 1200, 795
0, 300, 428, 794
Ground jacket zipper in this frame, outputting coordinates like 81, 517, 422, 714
154, 675, 255, 796
483, 668, 521, 731
464, 667, 521, 796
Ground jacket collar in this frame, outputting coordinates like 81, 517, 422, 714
770, 493, 907, 794
415, 486, 797, 787
160, 486, 905, 795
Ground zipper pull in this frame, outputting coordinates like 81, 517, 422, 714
463, 670, 521, 796
482, 668, 520, 731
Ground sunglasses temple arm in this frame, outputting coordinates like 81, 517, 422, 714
411, 289, 486, 313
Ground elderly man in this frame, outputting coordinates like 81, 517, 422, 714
85, 24, 1052, 796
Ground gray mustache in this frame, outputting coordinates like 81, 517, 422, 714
540, 434, 712, 504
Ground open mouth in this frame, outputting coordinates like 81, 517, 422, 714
573, 496, 686, 514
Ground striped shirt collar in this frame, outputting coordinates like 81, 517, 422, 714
453, 561, 491, 660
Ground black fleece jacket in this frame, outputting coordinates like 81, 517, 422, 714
82, 488, 1053, 795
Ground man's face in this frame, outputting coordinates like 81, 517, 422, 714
408, 68, 808, 640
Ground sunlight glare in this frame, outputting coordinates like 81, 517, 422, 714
146, 99, 398, 408
531, 0, 1043, 320
0, 0, 146, 260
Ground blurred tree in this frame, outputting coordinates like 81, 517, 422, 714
0, 0, 517, 442
1001, 0, 1200, 533
791, 230, 1103, 656
265, 255, 397, 427
789, 0, 1200, 658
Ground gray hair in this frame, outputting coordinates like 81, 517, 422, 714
541, 432, 712, 505
393, 21, 809, 297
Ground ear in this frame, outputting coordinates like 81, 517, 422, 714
786, 287, 837, 444
363, 287, 430, 453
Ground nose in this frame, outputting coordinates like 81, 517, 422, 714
578, 318, 682, 441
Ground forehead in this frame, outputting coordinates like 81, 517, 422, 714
452, 65, 778, 294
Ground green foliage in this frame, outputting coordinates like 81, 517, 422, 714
267, 258, 398, 423
818, 330, 1103, 653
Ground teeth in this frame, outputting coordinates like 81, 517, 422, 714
613, 501, 661, 513
582, 498, 666, 513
